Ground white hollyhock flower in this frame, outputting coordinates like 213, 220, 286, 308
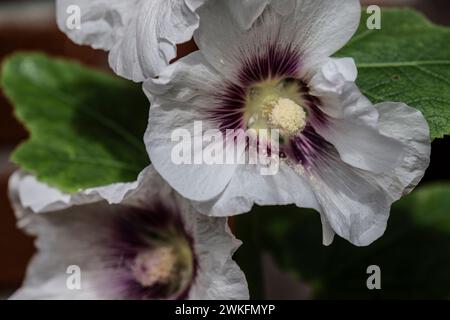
143, 0, 431, 246
56, 0, 206, 81
8, 170, 248, 300
56, 0, 279, 81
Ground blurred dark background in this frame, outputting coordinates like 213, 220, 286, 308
0, 0, 449, 299
0, 0, 108, 298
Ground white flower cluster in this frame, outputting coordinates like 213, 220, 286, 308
10, 0, 430, 300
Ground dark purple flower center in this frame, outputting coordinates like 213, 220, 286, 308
109, 203, 197, 300
210, 43, 330, 170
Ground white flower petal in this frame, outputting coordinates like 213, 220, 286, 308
146, 100, 239, 202
193, 162, 320, 217
187, 213, 249, 299
226, 0, 271, 30
372, 102, 431, 197
310, 153, 392, 246
57, 0, 205, 81
11, 272, 101, 300
309, 57, 358, 96
287, 0, 361, 71
320, 214, 335, 246
56, 0, 137, 51
195, 0, 360, 76
194, 0, 273, 76
269, 0, 296, 16
8, 197, 120, 299
144, 52, 239, 202
309, 59, 370, 122
9, 167, 152, 214
310, 102, 430, 246
110, 0, 205, 81
144, 51, 219, 101
312, 83, 406, 173
318, 119, 404, 174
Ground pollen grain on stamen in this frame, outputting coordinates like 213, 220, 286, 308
268, 98, 306, 136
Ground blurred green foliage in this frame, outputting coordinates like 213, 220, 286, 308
237, 183, 450, 299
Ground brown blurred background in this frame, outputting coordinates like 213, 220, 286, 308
0, 0, 449, 299
0, 0, 108, 298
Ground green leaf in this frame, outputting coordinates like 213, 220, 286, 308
1, 53, 149, 193
245, 183, 450, 299
337, 9, 450, 140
